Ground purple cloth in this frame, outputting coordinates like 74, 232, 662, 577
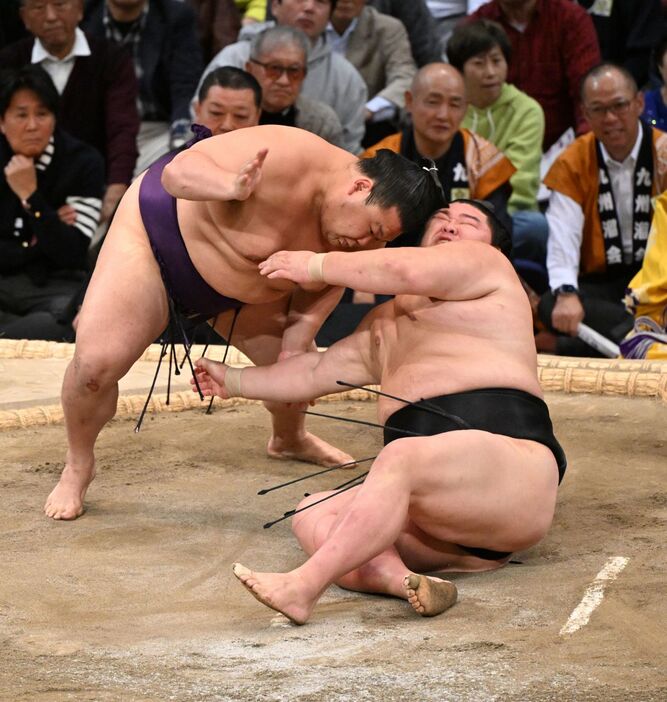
138, 124, 242, 319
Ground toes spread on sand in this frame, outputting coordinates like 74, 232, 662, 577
403, 574, 458, 617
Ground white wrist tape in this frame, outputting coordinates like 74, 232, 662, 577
307, 253, 327, 282
224, 366, 243, 397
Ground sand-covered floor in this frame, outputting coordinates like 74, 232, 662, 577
1, 385, 665, 701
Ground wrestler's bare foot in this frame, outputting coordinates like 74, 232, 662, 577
267, 432, 354, 468
403, 574, 458, 617
232, 563, 318, 625
44, 459, 95, 520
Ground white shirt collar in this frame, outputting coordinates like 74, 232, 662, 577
598, 122, 644, 168
32, 27, 91, 64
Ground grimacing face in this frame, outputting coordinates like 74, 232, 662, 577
422, 203, 493, 247
0, 88, 56, 158
320, 178, 403, 251
194, 86, 261, 135
270, 0, 332, 40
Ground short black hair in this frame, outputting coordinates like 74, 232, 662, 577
446, 19, 511, 72
580, 62, 638, 102
451, 198, 513, 258
198, 66, 262, 108
0, 64, 59, 117
358, 150, 446, 238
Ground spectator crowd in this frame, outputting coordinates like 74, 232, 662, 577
2, 0, 667, 358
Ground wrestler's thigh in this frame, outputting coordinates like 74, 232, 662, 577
393, 431, 559, 553
214, 297, 291, 366
76, 183, 169, 371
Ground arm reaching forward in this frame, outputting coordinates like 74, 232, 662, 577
192, 329, 376, 404
259, 242, 514, 302
161, 148, 268, 201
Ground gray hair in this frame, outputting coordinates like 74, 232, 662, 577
249, 25, 310, 62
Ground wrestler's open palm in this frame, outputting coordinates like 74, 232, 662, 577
192, 358, 229, 399
258, 250, 315, 284
231, 148, 268, 200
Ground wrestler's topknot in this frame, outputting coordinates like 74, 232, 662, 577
358, 150, 446, 238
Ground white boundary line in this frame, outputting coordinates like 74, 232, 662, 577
559, 556, 629, 636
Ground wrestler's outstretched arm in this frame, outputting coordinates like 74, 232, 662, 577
259, 243, 513, 301
161, 148, 268, 201
192, 328, 376, 404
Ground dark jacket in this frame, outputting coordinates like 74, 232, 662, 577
0, 33, 140, 186
577, 0, 664, 88
0, 129, 105, 283
82, 0, 203, 126
367, 0, 441, 67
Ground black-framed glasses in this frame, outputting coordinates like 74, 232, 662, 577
249, 59, 306, 82
586, 99, 633, 119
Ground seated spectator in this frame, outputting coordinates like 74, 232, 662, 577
187, 0, 241, 62
621, 190, 667, 360
367, 0, 441, 67
469, 0, 601, 150
362, 62, 515, 247
246, 25, 344, 147
0, 66, 104, 341
83, 0, 203, 175
538, 63, 667, 356
197, 0, 367, 153
236, 0, 267, 25
0, 0, 139, 226
193, 66, 261, 135
642, 35, 667, 132
327, 0, 416, 147
448, 19, 547, 265
577, 0, 663, 89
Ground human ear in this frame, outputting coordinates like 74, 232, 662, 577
351, 177, 372, 194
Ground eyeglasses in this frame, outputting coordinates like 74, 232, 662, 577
24, 0, 72, 14
586, 99, 633, 119
249, 59, 306, 82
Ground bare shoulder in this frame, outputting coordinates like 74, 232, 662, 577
191, 126, 355, 172
424, 241, 519, 296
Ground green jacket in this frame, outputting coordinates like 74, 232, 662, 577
463, 83, 544, 213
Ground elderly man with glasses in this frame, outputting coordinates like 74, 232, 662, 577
196, 0, 367, 154
538, 62, 667, 356
245, 25, 344, 148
